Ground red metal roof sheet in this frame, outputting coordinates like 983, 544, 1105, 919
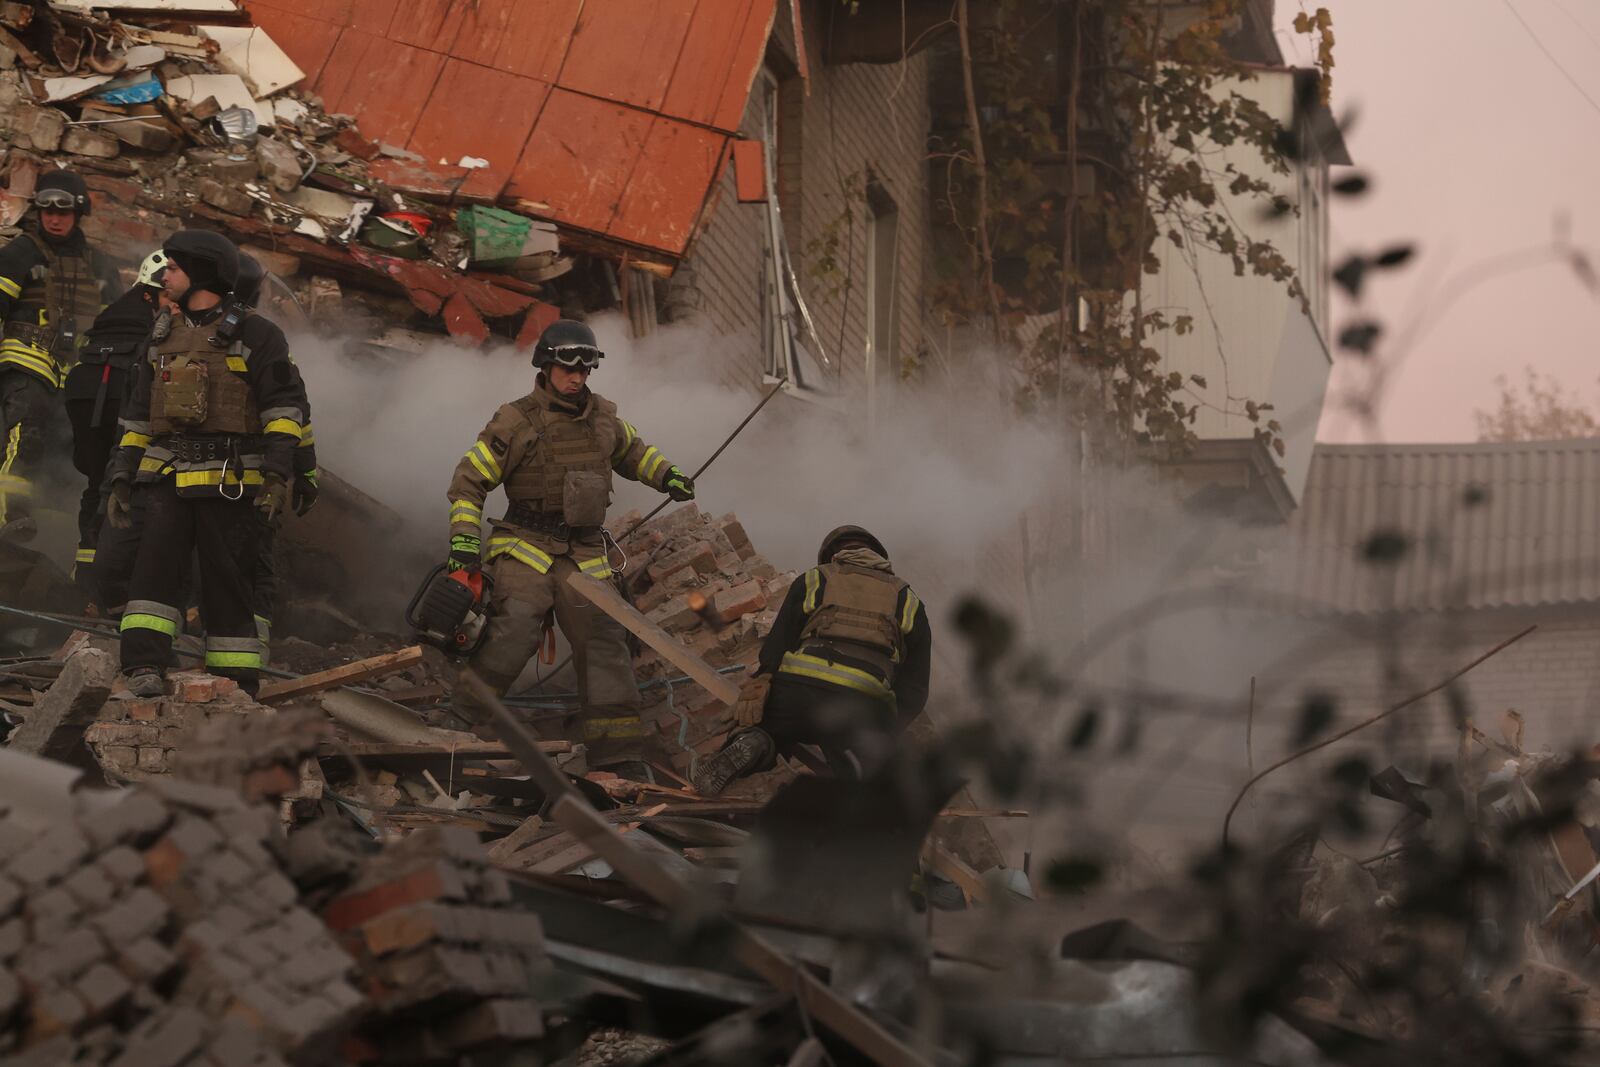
242, 0, 776, 262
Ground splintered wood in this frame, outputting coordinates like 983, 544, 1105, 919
258, 645, 424, 703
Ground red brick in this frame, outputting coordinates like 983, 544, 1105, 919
646, 542, 716, 584
178, 676, 219, 704
322, 864, 466, 932
127, 700, 162, 722
143, 837, 185, 887
711, 580, 766, 625
136, 747, 165, 772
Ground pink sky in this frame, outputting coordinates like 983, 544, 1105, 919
1274, 1, 1600, 443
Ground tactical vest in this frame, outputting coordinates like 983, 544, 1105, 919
4, 234, 103, 355
504, 393, 620, 525
798, 563, 910, 681
148, 322, 260, 436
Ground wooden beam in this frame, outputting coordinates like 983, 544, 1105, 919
564, 574, 741, 706
457, 670, 933, 1067
924, 840, 990, 905
258, 646, 424, 704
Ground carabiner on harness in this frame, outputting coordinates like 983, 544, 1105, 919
602, 527, 628, 575
217, 458, 245, 501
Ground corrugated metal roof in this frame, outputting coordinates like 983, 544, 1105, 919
243, 0, 775, 261
1267, 439, 1600, 614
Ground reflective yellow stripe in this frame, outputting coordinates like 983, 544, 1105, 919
0, 472, 30, 494
120, 431, 152, 449
174, 468, 264, 489
578, 554, 613, 580
0, 345, 60, 386
0, 277, 19, 299
263, 418, 302, 439
138, 456, 169, 474
75, 548, 95, 564
226, 356, 248, 372
583, 715, 646, 740
900, 589, 921, 634
634, 446, 661, 481
486, 536, 553, 573
802, 569, 821, 613
465, 440, 502, 485
611, 421, 638, 461
645, 454, 668, 482
778, 652, 894, 702
121, 612, 178, 638
205, 651, 261, 669
450, 500, 483, 525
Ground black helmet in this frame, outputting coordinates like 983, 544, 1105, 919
817, 525, 888, 565
162, 229, 239, 296
532, 318, 603, 370
234, 252, 265, 309
34, 168, 90, 216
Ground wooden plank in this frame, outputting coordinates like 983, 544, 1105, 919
259, 646, 423, 703
564, 573, 740, 706
925, 841, 990, 906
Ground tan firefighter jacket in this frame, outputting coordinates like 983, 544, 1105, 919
448, 382, 679, 580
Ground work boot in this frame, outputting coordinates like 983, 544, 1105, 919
691, 728, 776, 797
0, 516, 36, 543
124, 668, 165, 698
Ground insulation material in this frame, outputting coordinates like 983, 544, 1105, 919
198, 24, 305, 97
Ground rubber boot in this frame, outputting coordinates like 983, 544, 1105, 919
124, 667, 165, 698
691, 728, 776, 797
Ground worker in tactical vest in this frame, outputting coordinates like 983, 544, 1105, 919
692, 525, 931, 796
92, 251, 317, 630
0, 169, 119, 542
443, 318, 695, 762
106, 230, 307, 697
63, 250, 168, 588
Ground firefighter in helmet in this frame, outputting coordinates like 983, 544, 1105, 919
107, 229, 308, 697
0, 168, 119, 541
64, 249, 170, 587
443, 318, 695, 763
692, 525, 931, 796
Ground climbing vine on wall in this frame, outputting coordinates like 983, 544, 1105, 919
928, 0, 1331, 460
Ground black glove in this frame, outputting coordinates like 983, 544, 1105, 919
664, 466, 695, 502
255, 472, 290, 526
106, 479, 133, 530
449, 533, 482, 572
293, 472, 319, 517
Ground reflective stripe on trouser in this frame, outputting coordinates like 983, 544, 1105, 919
777, 651, 895, 704
120, 479, 263, 693
450, 554, 642, 757
0, 370, 54, 524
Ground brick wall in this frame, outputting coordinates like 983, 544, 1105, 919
678, 3, 931, 410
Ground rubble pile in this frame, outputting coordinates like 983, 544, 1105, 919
0, 0, 564, 347
613, 504, 796, 778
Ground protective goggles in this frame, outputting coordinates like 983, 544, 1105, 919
548, 344, 602, 369
33, 188, 78, 211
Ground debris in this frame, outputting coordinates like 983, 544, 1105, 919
199, 24, 304, 97
257, 645, 424, 704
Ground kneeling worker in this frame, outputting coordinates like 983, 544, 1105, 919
692, 525, 931, 796
443, 319, 695, 763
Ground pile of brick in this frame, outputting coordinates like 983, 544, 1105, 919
611, 504, 797, 772
83, 672, 265, 782
0, 749, 364, 1065
322, 827, 549, 1063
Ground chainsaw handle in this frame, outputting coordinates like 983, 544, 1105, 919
404, 563, 448, 631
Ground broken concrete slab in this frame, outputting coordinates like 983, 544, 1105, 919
6, 647, 115, 770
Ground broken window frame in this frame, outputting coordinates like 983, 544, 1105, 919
755, 68, 839, 407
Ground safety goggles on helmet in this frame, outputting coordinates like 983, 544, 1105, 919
547, 343, 602, 370
33, 188, 78, 211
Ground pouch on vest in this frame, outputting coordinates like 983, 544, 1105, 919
159, 355, 209, 427
562, 469, 609, 527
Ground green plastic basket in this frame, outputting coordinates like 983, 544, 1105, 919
456, 205, 532, 264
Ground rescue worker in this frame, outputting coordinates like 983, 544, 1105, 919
106, 230, 306, 697
0, 168, 119, 541
64, 250, 167, 586
691, 525, 931, 796
443, 318, 695, 763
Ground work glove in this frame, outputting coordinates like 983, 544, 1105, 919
664, 466, 695, 502
292, 472, 319, 517
733, 672, 771, 728
106, 479, 133, 530
449, 533, 482, 573
255, 472, 291, 526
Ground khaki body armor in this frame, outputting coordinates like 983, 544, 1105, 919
502, 393, 620, 526
149, 322, 259, 436
778, 561, 918, 703
1, 232, 107, 385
